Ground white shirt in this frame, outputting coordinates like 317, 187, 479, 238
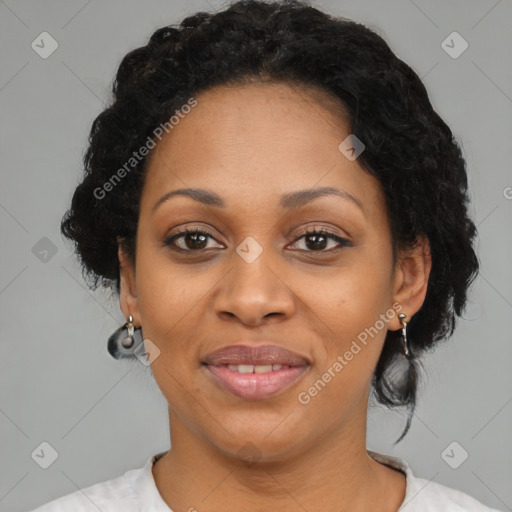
29, 450, 503, 511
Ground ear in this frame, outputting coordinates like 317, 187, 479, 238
389, 236, 432, 330
117, 237, 141, 326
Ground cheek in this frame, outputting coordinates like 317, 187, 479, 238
135, 238, 206, 327
133, 256, 208, 388
134, 260, 204, 407
310, 247, 394, 323
307, 245, 394, 381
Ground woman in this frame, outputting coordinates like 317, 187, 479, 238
30, 0, 501, 510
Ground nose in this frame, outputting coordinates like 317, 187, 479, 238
213, 249, 296, 327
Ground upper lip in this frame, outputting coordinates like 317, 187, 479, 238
202, 344, 310, 367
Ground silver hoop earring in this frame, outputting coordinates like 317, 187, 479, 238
107, 315, 143, 360
398, 313, 412, 359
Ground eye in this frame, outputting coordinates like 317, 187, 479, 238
163, 226, 351, 254
163, 228, 224, 252
288, 227, 352, 252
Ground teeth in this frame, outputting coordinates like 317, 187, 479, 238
254, 364, 273, 373
226, 364, 287, 373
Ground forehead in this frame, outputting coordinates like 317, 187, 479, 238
141, 81, 385, 220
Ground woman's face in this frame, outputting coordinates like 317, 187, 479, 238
119, 81, 426, 461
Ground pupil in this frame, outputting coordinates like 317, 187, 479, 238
307, 233, 326, 250
186, 233, 207, 249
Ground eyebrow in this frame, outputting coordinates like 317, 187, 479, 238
151, 186, 364, 214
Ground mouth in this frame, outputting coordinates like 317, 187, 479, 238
202, 344, 310, 400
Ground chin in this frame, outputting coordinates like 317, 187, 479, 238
205, 409, 311, 464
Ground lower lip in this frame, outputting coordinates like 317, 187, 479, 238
205, 365, 308, 400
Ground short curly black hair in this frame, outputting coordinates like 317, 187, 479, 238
61, 0, 479, 442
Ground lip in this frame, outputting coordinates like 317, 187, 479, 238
203, 344, 310, 366
202, 344, 310, 400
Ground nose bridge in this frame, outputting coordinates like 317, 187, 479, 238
214, 235, 295, 324
234, 239, 277, 291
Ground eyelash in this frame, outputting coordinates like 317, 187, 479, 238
163, 227, 351, 253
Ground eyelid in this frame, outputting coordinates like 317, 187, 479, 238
288, 226, 352, 251
292, 225, 348, 240
163, 226, 224, 250
163, 224, 352, 252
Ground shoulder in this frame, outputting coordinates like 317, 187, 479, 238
401, 475, 503, 512
27, 465, 145, 512
368, 450, 503, 512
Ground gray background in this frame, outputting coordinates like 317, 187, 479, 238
1, 0, 511, 510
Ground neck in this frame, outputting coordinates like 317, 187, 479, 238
152, 405, 406, 512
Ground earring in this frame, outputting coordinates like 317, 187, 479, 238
122, 315, 136, 348
107, 315, 143, 359
398, 313, 412, 359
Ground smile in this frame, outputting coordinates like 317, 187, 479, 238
202, 344, 310, 400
